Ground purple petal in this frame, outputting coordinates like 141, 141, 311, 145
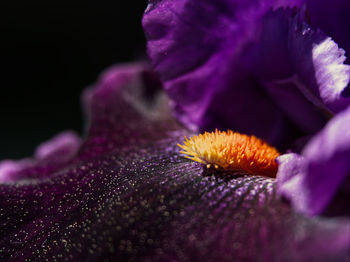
143, 0, 307, 148
257, 8, 350, 129
252, 8, 328, 134
0, 63, 349, 261
286, 6, 350, 112
277, 105, 350, 215
143, 1, 350, 149
311, 38, 350, 112
0, 131, 81, 182
306, 0, 350, 101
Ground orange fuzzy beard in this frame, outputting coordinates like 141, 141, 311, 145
178, 130, 280, 178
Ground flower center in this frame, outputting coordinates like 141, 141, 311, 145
178, 129, 280, 177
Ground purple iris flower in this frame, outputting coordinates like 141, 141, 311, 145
0, 0, 350, 261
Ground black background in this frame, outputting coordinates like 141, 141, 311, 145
0, 1, 148, 159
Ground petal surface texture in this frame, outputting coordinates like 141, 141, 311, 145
0, 63, 349, 261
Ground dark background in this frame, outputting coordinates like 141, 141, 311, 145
0, 1, 148, 159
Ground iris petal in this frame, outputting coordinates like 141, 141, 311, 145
0, 131, 81, 182
143, 0, 350, 149
277, 105, 350, 216
143, 0, 303, 147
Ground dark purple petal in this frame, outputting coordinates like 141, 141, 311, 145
0, 63, 349, 261
277, 105, 350, 215
143, 0, 304, 147
251, 8, 328, 134
255, 8, 350, 129
143, 1, 350, 149
77, 63, 176, 159
286, 7, 350, 113
0, 131, 81, 182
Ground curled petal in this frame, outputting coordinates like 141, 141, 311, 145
277, 105, 350, 215
306, 0, 350, 103
311, 38, 350, 112
246, 7, 350, 132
